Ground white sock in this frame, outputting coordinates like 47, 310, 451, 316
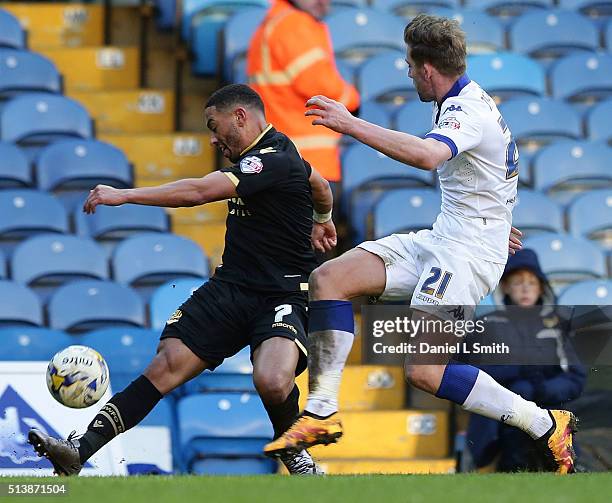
462, 370, 553, 439
304, 329, 354, 417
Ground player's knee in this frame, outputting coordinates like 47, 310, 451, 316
253, 369, 293, 405
309, 262, 343, 300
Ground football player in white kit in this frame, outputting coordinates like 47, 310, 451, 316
265, 14, 577, 473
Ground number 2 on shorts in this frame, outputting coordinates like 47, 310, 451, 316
274, 304, 293, 322
420, 267, 453, 299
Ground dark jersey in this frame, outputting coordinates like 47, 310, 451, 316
216, 125, 317, 292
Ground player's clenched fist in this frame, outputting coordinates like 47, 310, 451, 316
305, 95, 355, 135
83, 184, 127, 214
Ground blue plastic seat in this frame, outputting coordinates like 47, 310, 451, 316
587, 99, 612, 142
75, 204, 170, 241
0, 190, 68, 244
48, 280, 145, 333
149, 278, 205, 331
532, 141, 612, 199
0, 142, 31, 187
0, 93, 93, 145
523, 233, 607, 288
189, 0, 269, 75
450, 9, 505, 53
607, 18, 612, 51
182, 347, 255, 394
221, 7, 267, 82
395, 100, 434, 138
558, 0, 612, 18
0, 249, 5, 279
0, 280, 42, 326
0, 49, 61, 98
551, 53, 612, 101
567, 189, 612, 246
154, 0, 177, 30
12, 235, 108, 291
373, 0, 460, 18
326, 7, 406, 63
36, 140, 133, 192
467, 53, 546, 100
510, 10, 599, 58
358, 50, 415, 103
112, 233, 209, 288
558, 280, 612, 305
499, 98, 582, 144
0, 9, 25, 49
511, 190, 564, 236
178, 392, 275, 474
463, 0, 553, 17
373, 188, 441, 238
359, 101, 393, 130
0, 327, 73, 360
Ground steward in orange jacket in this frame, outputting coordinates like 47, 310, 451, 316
247, 0, 360, 182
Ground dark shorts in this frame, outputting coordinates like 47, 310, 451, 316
160, 277, 308, 374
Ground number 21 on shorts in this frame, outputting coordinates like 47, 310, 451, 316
420, 267, 453, 299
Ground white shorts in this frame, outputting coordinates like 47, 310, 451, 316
358, 230, 505, 317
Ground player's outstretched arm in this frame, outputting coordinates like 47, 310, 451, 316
83, 171, 238, 213
305, 95, 450, 171
309, 167, 337, 253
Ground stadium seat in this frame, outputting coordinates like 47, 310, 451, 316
149, 278, 204, 331
178, 392, 275, 474
0, 142, 31, 188
509, 10, 599, 58
558, 279, 612, 305
523, 233, 607, 288
36, 139, 132, 194
48, 280, 145, 333
112, 233, 209, 288
373, 188, 441, 239
498, 98, 583, 145
450, 10, 505, 53
0, 249, 5, 279
373, 0, 459, 17
463, 0, 553, 17
607, 18, 612, 51
0, 49, 62, 98
0, 280, 42, 326
98, 134, 215, 186
567, 189, 612, 247
359, 101, 392, 130
0, 4, 104, 50
326, 8, 406, 63
395, 100, 434, 138
358, 50, 415, 104
467, 53, 546, 100
532, 141, 612, 200
0, 190, 68, 250
189, 0, 269, 75
511, 190, 564, 236
551, 53, 612, 101
81, 327, 161, 389
75, 204, 170, 243
182, 347, 255, 394
586, 99, 612, 142
38, 47, 138, 92
0, 327, 73, 360
0, 9, 25, 49
558, 0, 612, 18
0, 93, 93, 145
11, 235, 108, 301
341, 143, 434, 243
221, 7, 267, 83
155, 0, 177, 29
69, 90, 175, 134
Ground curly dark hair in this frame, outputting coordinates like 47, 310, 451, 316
404, 13, 467, 77
205, 84, 265, 114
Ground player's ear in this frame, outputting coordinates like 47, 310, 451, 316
234, 107, 248, 126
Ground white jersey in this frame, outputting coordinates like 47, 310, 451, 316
424, 77, 518, 264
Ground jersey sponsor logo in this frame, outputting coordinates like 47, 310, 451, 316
438, 117, 460, 130
443, 104, 464, 115
447, 306, 465, 321
228, 197, 251, 217
166, 309, 182, 325
240, 156, 264, 174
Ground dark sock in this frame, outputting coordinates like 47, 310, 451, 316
263, 384, 300, 439
78, 375, 163, 463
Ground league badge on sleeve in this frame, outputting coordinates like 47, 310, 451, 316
240, 156, 264, 174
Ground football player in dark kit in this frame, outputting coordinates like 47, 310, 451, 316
28, 84, 336, 475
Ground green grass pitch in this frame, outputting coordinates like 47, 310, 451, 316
2, 473, 611, 503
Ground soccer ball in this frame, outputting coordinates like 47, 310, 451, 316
46, 345, 110, 409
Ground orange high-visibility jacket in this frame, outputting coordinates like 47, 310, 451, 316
247, 0, 360, 182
